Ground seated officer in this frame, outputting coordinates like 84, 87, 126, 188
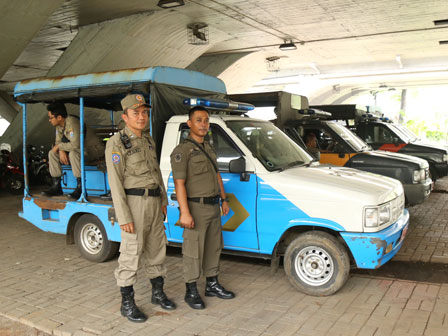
305, 132, 320, 160
42, 103, 104, 199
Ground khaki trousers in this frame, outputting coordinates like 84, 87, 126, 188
182, 201, 223, 283
48, 145, 104, 178
115, 195, 167, 287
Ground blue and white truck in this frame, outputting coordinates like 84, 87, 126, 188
15, 66, 409, 296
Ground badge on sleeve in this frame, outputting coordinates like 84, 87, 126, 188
112, 151, 121, 164
174, 153, 182, 163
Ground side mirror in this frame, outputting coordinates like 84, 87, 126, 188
229, 157, 249, 182
229, 157, 245, 174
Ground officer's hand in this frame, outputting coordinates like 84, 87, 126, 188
120, 222, 135, 233
221, 201, 230, 216
180, 213, 194, 229
59, 150, 69, 165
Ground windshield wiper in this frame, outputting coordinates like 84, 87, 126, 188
278, 160, 304, 172
305, 159, 319, 167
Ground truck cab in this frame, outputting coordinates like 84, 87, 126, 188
311, 104, 448, 181
15, 67, 409, 296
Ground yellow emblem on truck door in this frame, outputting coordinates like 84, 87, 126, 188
222, 193, 249, 232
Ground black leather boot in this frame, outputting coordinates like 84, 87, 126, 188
185, 282, 205, 309
41, 177, 63, 196
120, 286, 147, 323
150, 276, 176, 310
69, 178, 82, 199
205, 276, 235, 299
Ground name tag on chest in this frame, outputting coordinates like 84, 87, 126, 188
126, 147, 142, 156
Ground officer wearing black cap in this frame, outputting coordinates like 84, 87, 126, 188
170, 106, 235, 310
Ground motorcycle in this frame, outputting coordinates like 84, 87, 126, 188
0, 144, 24, 194
27, 145, 52, 186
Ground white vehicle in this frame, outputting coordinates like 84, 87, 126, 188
161, 107, 409, 296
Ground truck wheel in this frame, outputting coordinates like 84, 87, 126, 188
284, 231, 350, 296
74, 214, 118, 262
6, 175, 24, 195
429, 166, 437, 182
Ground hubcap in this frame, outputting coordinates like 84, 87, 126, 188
80, 223, 103, 255
9, 179, 22, 190
294, 246, 334, 286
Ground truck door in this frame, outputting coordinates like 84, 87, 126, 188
166, 124, 259, 252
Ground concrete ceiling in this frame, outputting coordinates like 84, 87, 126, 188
2, 0, 448, 100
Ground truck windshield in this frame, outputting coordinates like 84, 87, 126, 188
226, 120, 313, 171
326, 122, 371, 151
389, 124, 418, 142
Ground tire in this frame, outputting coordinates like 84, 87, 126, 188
74, 214, 119, 262
429, 165, 437, 183
284, 231, 350, 296
6, 175, 24, 195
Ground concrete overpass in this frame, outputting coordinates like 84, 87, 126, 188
1, 0, 448, 151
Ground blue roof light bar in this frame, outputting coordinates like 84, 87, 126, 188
183, 97, 254, 112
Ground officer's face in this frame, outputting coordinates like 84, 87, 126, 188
48, 111, 62, 127
187, 110, 209, 138
122, 106, 149, 132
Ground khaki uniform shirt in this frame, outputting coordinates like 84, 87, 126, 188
56, 115, 103, 152
170, 137, 220, 197
105, 126, 168, 225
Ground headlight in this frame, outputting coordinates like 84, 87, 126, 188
413, 169, 425, 183
364, 203, 391, 228
378, 203, 391, 225
365, 208, 379, 227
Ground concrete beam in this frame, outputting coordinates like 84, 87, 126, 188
48, 11, 231, 76
218, 52, 272, 94
2, 10, 232, 153
0, 0, 63, 78
187, 52, 252, 77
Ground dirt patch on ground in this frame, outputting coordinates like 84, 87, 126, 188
353, 260, 448, 283
0, 316, 49, 336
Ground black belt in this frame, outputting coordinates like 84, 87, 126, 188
187, 196, 220, 205
125, 187, 160, 197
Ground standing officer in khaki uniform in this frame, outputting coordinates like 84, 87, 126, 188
43, 102, 104, 199
105, 94, 175, 323
170, 106, 235, 310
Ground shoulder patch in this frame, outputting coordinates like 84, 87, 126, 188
69, 130, 74, 138
174, 153, 182, 163
112, 151, 121, 164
